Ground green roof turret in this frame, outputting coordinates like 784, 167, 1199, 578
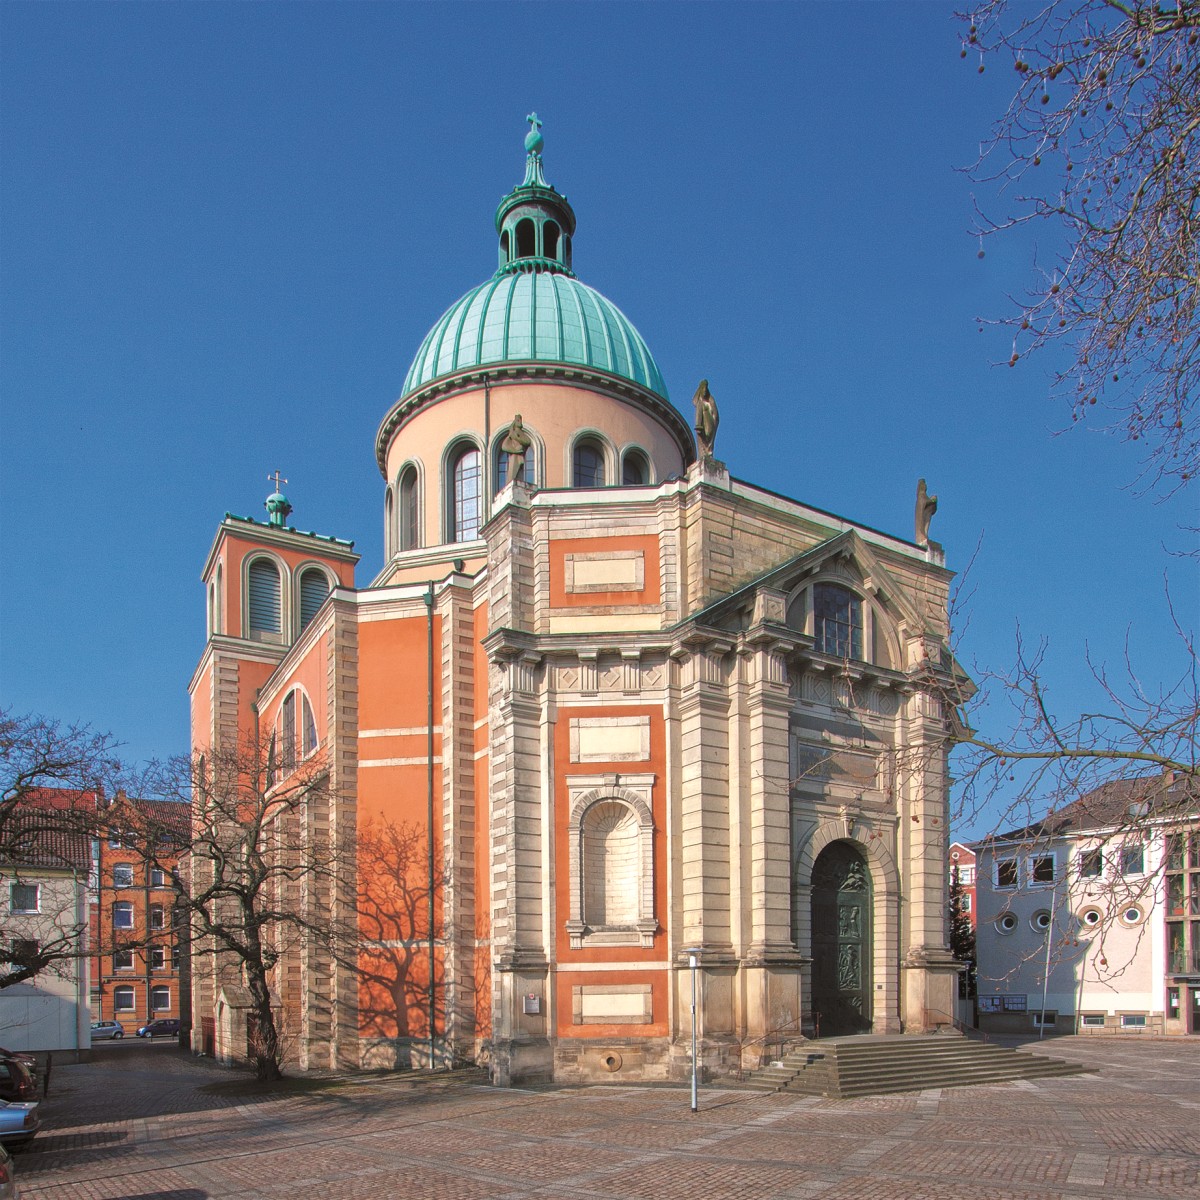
495, 114, 576, 277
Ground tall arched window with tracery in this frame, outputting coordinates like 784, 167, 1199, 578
573, 438, 606, 487
813, 583, 863, 660
449, 445, 482, 542
398, 466, 420, 551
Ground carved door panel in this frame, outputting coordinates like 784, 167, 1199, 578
811, 842, 872, 1036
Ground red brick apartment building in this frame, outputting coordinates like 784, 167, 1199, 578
90, 796, 189, 1030
949, 842, 977, 931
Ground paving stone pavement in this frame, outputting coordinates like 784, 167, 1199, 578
9, 1036, 1199, 1200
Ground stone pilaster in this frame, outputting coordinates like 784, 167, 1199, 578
673, 635, 734, 957
438, 576, 478, 1062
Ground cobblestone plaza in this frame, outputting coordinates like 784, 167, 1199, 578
12, 1037, 1198, 1199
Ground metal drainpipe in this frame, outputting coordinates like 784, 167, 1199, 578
424, 585, 436, 1070
482, 373, 492, 524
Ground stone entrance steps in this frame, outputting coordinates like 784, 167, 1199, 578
741, 1033, 1089, 1098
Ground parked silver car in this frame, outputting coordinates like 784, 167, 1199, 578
90, 1020, 125, 1041
0, 1100, 38, 1150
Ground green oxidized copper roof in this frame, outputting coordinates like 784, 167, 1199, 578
399, 115, 667, 402
400, 272, 667, 400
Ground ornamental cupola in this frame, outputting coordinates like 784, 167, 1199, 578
494, 113, 577, 276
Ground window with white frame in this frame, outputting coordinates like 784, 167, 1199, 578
1120, 1013, 1147, 1028
9, 883, 39, 913
151, 986, 171, 1012
149, 868, 166, 888
113, 949, 134, 970
112, 863, 134, 888
1077, 848, 1103, 878
1029, 854, 1056, 886
995, 859, 1019, 889
150, 946, 165, 970
113, 985, 135, 1011
112, 901, 134, 930
1120, 844, 1145, 876
1080, 1013, 1106, 1027
150, 905, 165, 930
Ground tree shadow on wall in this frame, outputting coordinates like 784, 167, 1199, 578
355, 817, 449, 1069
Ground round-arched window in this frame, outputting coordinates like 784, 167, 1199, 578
573, 439, 606, 488
450, 446, 482, 542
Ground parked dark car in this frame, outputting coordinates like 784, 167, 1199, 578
135, 1018, 180, 1039
0, 1060, 35, 1105
0, 1050, 35, 1074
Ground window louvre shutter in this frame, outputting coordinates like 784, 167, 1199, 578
299, 569, 329, 632
248, 560, 282, 633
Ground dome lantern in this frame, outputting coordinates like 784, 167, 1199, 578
494, 114, 577, 276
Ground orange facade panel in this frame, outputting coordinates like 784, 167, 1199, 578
548, 534, 661, 609
552, 703, 668, 965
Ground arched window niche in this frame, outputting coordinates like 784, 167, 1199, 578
543, 220, 560, 263
446, 440, 483, 543
515, 218, 536, 259
565, 776, 658, 949
383, 485, 395, 559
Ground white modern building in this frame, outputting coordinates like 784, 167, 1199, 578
974, 775, 1199, 1036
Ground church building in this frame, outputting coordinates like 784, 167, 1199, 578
189, 117, 966, 1084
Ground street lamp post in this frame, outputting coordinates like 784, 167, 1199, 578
689, 952, 699, 1112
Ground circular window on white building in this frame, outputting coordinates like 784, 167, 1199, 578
1119, 905, 1143, 926
995, 912, 1018, 935
1079, 907, 1103, 930
1031, 910, 1052, 932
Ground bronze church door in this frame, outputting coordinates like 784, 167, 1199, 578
811, 842, 872, 1037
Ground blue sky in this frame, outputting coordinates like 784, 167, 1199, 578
2, 3, 1194, 834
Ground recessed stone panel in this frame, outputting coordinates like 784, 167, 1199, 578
570, 715, 651, 763
572, 983, 652, 1025
565, 550, 645, 593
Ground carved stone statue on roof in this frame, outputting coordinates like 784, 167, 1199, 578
915, 478, 938, 545
501, 414, 533, 484
692, 379, 719, 460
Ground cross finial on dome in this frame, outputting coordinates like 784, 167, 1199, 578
524, 111, 545, 160
265, 471, 292, 528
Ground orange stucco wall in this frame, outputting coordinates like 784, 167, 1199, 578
552, 702, 669, 1039
355, 611, 445, 1039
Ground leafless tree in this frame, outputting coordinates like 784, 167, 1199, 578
960, 0, 1200, 492
142, 737, 351, 1081
0, 710, 120, 989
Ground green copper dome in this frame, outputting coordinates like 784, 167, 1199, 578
400, 272, 667, 399
399, 115, 668, 402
